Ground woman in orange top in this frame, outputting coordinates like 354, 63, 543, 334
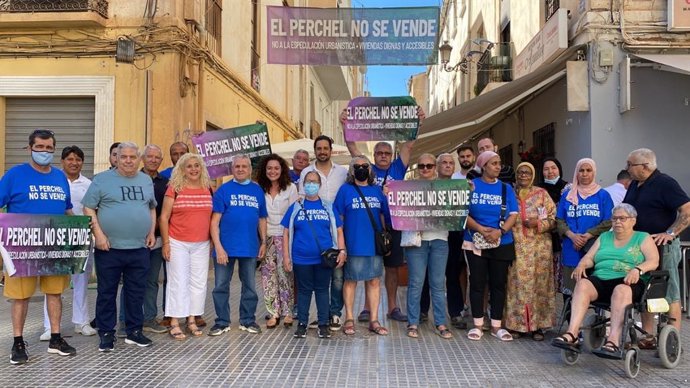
159, 153, 214, 340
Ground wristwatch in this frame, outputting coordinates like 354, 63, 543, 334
634, 266, 644, 275
666, 229, 676, 238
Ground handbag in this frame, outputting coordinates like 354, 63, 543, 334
400, 230, 422, 247
472, 182, 507, 251
299, 200, 340, 268
353, 184, 392, 256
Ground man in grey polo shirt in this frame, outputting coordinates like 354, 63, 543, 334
83, 142, 157, 352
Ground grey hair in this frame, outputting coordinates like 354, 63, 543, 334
294, 149, 309, 158
346, 155, 375, 185
436, 152, 454, 164
143, 144, 163, 156
117, 142, 140, 157
628, 148, 657, 170
232, 154, 251, 166
374, 142, 393, 153
612, 203, 638, 218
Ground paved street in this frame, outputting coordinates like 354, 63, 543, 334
0, 270, 687, 387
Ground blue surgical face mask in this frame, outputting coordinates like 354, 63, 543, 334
544, 176, 560, 185
234, 178, 251, 185
304, 182, 320, 196
32, 151, 54, 166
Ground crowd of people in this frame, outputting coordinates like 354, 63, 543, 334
2, 119, 689, 366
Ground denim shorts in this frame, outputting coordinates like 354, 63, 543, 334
344, 255, 383, 281
662, 239, 681, 303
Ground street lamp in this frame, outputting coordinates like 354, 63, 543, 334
439, 41, 486, 74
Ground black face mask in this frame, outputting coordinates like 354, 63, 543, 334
354, 168, 370, 182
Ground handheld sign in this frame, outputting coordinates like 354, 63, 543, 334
344, 96, 419, 142
192, 123, 272, 179
0, 214, 92, 277
267, 6, 440, 65
387, 179, 470, 231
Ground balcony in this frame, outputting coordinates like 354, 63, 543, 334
473, 42, 513, 96
0, 0, 108, 28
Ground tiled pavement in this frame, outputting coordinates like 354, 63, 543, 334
0, 269, 688, 387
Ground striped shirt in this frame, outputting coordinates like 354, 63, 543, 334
165, 186, 213, 242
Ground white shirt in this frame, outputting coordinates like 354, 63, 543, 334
451, 171, 469, 179
68, 174, 92, 215
604, 182, 627, 207
265, 183, 298, 236
298, 162, 348, 203
421, 230, 449, 241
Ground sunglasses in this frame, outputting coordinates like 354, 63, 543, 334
353, 164, 370, 170
418, 163, 436, 170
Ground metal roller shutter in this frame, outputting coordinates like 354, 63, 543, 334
5, 97, 96, 177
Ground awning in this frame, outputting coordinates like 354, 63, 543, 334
632, 54, 690, 74
412, 45, 585, 160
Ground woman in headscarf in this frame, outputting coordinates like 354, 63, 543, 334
504, 162, 556, 341
556, 158, 614, 297
538, 157, 571, 296
463, 151, 519, 342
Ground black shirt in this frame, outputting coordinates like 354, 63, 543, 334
623, 170, 690, 234
142, 169, 169, 236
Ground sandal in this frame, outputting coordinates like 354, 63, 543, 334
368, 320, 389, 336
638, 334, 657, 350
491, 328, 513, 342
467, 327, 483, 341
436, 325, 453, 339
407, 325, 419, 339
600, 340, 620, 354
283, 315, 293, 327
531, 330, 545, 342
186, 323, 203, 337
343, 319, 356, 335
266, 316, 279, 329
169, 325, 186, 341
592, 340, 623, 360
551, 332, 579, 352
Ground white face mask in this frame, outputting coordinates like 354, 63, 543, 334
544, 176, 560, 185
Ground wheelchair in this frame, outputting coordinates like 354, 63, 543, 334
556, 270, 682, 378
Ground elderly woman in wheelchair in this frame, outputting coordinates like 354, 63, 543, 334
551, 204, 660, 359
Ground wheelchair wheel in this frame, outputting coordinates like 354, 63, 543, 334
624, 349, 640, 378
658, 325, 681, 369
560, 349, 579, 366
581, 314, 606, 352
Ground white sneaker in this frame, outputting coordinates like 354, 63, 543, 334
75, 323, 97, 336
39, 329, 51, 341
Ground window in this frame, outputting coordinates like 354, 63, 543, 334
533, 122, 555, 158
205, 0, 222, 55
545, 0, 560, 22
498, 144, 513, 168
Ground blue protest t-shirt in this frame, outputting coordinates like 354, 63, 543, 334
372, 157, 407, 187
213, 180, 268, 258
0, 163, 73, 215
557, 189, 614, 267
289, 169, 300, 184
463, 178, 518, 245
82, 169, 156, 249
281, 199, 342, 265
334, 183, 389, 256
159, 167, 173, 180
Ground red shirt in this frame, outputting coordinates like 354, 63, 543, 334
165, 186, 213, 242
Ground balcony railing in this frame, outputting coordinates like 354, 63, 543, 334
0, 0, 109, 19
473, 42, 513, 96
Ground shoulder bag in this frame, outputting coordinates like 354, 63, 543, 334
298, 200, 340, 268
353, 184, 392, 256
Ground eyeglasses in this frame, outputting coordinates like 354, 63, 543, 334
611, 216, 634, 222
517, 170, 533, 176
626, 161, 648, 168
418, 163, 436, 170
353, 164, 369, 170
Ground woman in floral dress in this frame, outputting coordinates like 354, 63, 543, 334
504, 162, 556, 340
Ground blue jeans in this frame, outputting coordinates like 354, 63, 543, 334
293, 263, 332, 326
118, 247, 166, 323
212, 257, 258, 326
406, 240, 449, 326
95, 248, 150, 335
329, 266, 344, 317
